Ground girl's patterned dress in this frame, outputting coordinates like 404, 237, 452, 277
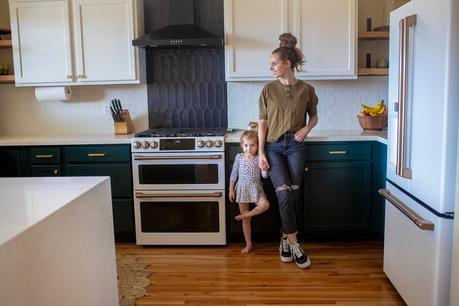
230, 153, 266, 203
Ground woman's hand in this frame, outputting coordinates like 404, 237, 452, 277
259, 153, 270, 171
294, 126, 311, 142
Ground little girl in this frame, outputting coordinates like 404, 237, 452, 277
229, 130, 269, 254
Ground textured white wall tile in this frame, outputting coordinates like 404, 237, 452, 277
228, 77, 388, 131
0, 84, 148, 135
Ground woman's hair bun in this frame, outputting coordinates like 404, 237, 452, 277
279, 33, 297, 48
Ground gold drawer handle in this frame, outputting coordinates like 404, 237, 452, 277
329, 150, 347, 155
35, 154, 54, 159
87, 153, 106, 157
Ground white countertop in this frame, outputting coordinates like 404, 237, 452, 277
225, 129, 388, 144
0, 133, 133, 146
0, 176, 109, 246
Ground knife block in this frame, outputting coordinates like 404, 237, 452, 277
114, 110, 133, 135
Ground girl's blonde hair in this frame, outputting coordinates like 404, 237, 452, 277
240, 130, 258, 149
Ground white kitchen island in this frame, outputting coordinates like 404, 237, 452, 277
0, 177, 119, 306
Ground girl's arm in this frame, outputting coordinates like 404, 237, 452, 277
228, 154, 240, 202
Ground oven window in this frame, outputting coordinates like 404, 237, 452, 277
140, 201, 220, 232
139, 164, 218, 184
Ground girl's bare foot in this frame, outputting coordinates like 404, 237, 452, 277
235, 210, 251, 221
241, 245, 252, 254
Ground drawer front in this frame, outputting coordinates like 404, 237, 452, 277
31, 165, 61, 176
305, 143, 371, 161
64, 145, 130, 163
30, 147, 60, 164
64, 164, 132, 198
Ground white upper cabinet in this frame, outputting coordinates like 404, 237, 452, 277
10, 1, 73, 84
224, 0, 357, 81
9, 0, 144, 86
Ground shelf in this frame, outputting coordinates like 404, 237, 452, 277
0, 40, 12, 48
358, 32, 389, 40
358, 68, 388, 76
0, 75, 15, 83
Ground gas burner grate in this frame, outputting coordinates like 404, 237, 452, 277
135, 128, 228, 138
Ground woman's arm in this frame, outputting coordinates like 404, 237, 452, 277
258, 119, 270, 169
294, 114, 318, 142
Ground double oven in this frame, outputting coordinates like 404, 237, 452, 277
131, 128, 226, 245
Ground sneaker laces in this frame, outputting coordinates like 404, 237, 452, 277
281, 238, 290, 253
290, 242, 305, 258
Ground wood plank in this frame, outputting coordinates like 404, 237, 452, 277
0, 75, 14, 83
0, 40, 12, 48
358, 32, 389, 40
116, 242, 405, 305
358, 68, 389, 76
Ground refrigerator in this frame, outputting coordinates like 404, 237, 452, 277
380, 0, 459, 305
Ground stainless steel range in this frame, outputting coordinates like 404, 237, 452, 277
131, 128, 227, 245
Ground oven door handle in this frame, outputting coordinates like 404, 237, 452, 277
135, 191, 223, 198
134, 154, 222, 161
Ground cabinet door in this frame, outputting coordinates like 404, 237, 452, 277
303, 161, 371, 233
72, 0, 136, 82
10, 1, 73, 84
292, 0, 357, 79
224, 0, 289, 81
64, 164, 132, 198
0, 149, 21, 177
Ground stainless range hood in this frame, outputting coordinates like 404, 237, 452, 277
132, 24, 222, 48
133, 0, 223, 48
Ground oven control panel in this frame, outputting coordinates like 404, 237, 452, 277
132, 137, 225, 152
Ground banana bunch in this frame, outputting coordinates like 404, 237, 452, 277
360, 100, 386, 116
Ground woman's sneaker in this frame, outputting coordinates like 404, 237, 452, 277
289, 241, 311, 269
279, 236, 293, 262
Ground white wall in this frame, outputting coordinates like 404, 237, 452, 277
0, 84, 148, 135
227, 77, 388, 130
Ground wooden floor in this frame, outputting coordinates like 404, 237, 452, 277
116, 241, 405, 305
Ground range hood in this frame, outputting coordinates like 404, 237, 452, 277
132, 24, 223, 48
133, 0, 223, 48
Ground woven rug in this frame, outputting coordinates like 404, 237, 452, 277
116, 254, 151, 306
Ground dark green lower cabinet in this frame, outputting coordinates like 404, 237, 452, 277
302, 161, 371, 236
64, 164, 132, 198
0, 149, 22, 177
112, 198, 135, 241
226, 141, 387, 242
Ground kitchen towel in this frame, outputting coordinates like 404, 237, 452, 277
35, 86, 72, 102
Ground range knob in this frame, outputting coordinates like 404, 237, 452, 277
150, 141, 159, 149
206, 140, 214, 148
142, 141, 150, 149
197, 140, 205, 148
133, 141, 142, 149
215, 140, 223, 148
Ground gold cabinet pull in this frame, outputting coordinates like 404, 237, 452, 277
304, 166, 309, 172
328, 150, 347, 155
35, 154, 54, 159
78, 74, 86, 79
87, 153, 106, 157
66, 74, 72, 79
53, 169, 59, 175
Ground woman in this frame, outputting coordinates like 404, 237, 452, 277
258, 33, 318, 269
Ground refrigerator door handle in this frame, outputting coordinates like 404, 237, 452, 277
379, 188, 434, 231
396, 14, 417, 179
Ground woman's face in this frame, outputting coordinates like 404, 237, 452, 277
270, 53, 291, 78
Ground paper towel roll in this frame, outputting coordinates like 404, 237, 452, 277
35, 86, 72, 102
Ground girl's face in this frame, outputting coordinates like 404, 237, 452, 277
270, 53, 291, 78
242, 138, 258, 156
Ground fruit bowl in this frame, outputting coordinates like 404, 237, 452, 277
357, 114, 388, 130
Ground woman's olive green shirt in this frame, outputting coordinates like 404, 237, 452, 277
259, 79, 318, 142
